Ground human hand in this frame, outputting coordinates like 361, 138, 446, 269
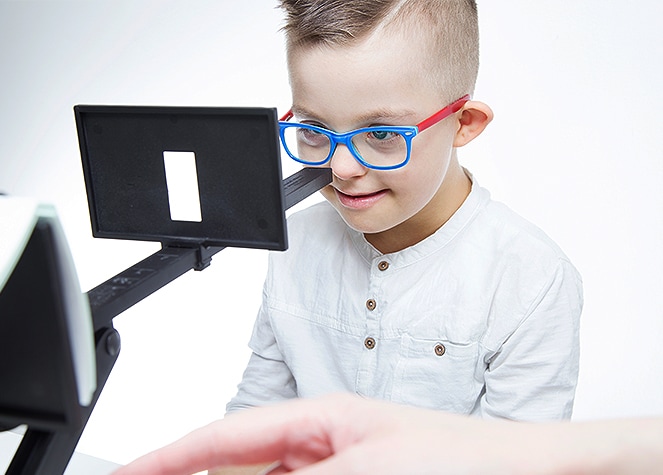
113, 393, 663, 475
112, 394, 527, 475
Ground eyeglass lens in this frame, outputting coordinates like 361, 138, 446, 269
281, 125, 408, 168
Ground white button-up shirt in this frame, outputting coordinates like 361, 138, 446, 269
227, 179, 583, 421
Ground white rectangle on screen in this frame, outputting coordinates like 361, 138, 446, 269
163, 151, 203, 222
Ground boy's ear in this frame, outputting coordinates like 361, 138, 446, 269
453, 101, 493, 147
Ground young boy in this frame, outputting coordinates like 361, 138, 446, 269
227, 0, 582, 425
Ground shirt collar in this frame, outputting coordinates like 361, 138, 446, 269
349, 170, 490, 267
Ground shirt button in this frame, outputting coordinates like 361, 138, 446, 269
366, 299, 377, 311
378, 260, 390, 271
364, 337, 376, 350
434, 343, 446, 356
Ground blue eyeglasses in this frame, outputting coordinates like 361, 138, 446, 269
279, 95, 469, 171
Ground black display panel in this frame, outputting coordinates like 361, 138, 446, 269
74, 105, 287, 250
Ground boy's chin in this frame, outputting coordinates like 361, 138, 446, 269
335, 209, 397, 236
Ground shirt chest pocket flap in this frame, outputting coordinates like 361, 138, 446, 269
391, 335, 483, 413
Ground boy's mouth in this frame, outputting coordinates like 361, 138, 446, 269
334, 188, 387, 209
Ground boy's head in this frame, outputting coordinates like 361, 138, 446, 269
279, 0, 480, 104
277, 0, 492, 253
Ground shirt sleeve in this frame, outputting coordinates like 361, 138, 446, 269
225, 297, 297, 414
478, 258, 583, 421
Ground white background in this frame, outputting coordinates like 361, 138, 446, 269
1, 0, 661, 466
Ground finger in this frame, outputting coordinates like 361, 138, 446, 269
114, 396, 347, 475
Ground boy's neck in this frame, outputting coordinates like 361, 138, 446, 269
364, 166, 472, 254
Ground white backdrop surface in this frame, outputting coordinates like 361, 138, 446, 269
0, 0, 661, 466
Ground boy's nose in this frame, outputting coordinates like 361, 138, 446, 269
329, 144, 368, 180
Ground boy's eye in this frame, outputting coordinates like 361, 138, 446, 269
298, 127, 329, 147
357, 129, 406, 155
369, 130, 393, 140
364, 130, 401, 145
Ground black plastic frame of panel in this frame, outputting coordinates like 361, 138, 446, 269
74, 105, 287, 251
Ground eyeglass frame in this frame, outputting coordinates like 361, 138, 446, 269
278, 94, 470, 171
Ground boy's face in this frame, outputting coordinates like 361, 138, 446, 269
288, 28, 470, 251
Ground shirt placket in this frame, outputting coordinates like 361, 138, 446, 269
355, 257, 391, 396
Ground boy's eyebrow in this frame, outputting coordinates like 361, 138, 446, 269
290, 105, 418, 126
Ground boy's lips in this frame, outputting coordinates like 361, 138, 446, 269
333, 187, 388, 209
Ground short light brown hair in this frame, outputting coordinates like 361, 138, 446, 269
278, 0, 480, 102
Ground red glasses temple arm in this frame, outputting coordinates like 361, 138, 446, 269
416, 94, 471, 132
280, 110, 294, 121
